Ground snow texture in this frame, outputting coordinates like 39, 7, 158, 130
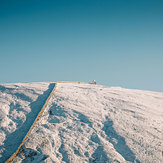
0, 82, 55, 162
0, 82, 163, 162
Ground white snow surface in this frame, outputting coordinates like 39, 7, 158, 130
0, 82, 163, 162
0, 82, 55, 162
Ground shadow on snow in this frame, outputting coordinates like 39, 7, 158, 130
0, 83, 55, 162
102, 116, 140, 163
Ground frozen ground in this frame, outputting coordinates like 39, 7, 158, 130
0, 82, 55, 162
0, 82, 163, 162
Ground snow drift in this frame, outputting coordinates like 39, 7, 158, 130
0, 82, 162, 162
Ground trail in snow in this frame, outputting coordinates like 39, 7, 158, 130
0, 82, 55, 162
10, 83, 163, 163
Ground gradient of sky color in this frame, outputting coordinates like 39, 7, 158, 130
0, 0, 163, 92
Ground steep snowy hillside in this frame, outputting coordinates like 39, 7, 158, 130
0, 82, 163, 162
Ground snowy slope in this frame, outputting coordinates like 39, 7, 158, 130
0, 83, 163, 162
0, 82, 55, 162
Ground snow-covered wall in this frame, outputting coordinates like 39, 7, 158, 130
0, 82, 55, 162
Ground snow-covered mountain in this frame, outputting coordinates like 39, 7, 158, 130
0, 82, 162, 162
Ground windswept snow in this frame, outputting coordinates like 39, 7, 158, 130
0, 82, 163, 162
0, 82, 55, 162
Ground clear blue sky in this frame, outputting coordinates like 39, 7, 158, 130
0, 0, 163, 92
